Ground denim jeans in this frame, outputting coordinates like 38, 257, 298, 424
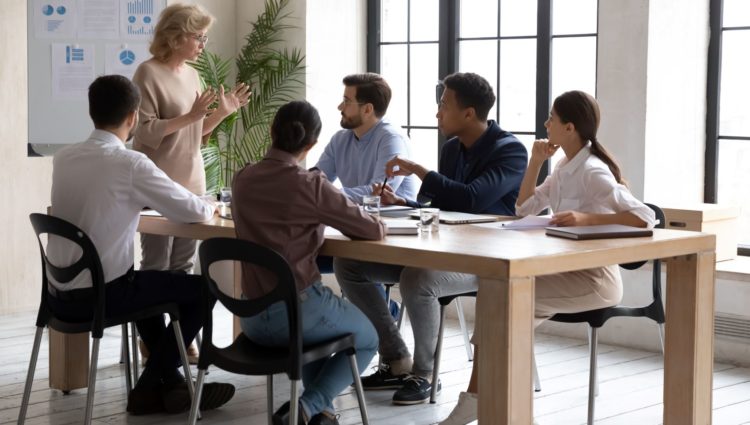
334, 258, 477, 378
240, 282, 378, 417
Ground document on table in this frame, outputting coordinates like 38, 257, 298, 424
472, 215, 552, 230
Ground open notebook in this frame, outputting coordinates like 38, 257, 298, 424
408, 210, 497, 224
384, 219, 419, 235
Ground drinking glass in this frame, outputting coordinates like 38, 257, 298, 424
362, 195, 381, 218
419, 208, 440, 233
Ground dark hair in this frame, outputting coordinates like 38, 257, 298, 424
441, 72, 495, 121
343, 73, 392, 118
552, 90, 625, 185
88, 75, 141, 128
271, 101, 322, 154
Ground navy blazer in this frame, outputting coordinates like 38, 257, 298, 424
411, 120, 528, 216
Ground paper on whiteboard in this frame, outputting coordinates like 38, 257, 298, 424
34, 0, 77, 39
77, 0, 119, 39
105, 43, 150, 79
472, 215, 552, 230
51, 43, 95, 100
121, 0, 164, 40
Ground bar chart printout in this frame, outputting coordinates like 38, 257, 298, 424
121, 0, 163, 39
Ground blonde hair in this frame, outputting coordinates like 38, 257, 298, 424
150, 3, 214, 61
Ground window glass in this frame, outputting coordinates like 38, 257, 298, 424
409, 129, 440, 171
551, 36, 597, 99
458, 39, 498, 120
380, 45, 408, 127
460, 0, 498, 38
410, 0, 440, 41
719, 30, 750, 136
723, 0, 750, 27
501, 0, 537, 36
499, 39, 536, 131
381, 0, 408, 42
717, 139, 750, 245
552, 0, 597, 35
410, 43, 440, 126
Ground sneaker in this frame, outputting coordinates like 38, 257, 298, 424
126, 384, 165, 415
161, 381, 235, 414
271, 401, 308, 425
361, 364, 409, 390
438, 391, 477, 425
308, 411, 340, 425
392, 375, 440, 405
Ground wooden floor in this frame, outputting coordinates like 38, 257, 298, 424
2, 306, 750, 425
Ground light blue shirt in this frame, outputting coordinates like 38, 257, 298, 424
315, 118, 419, 203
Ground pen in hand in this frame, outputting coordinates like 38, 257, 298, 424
379, 176, 388, 196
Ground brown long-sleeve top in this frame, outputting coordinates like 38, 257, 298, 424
132, 59, 206, 195
233, 148, 386, 298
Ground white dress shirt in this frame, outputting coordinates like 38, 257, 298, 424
516, 142, 656, 228
48, 130, 214, 290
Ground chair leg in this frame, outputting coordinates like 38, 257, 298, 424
289, 380, 300, 425
532, 349, 541, 392
267, 375, 274, 425
17, 326, 44, 425
119, 324, 127, 364
454, 299, 473, 361
587, 327, 599, 425
172, 320, 196, 412
396, 305, 406, 330
430, 305, 446, 404
188, 369, 206, 425
195, 331, 202, 351
84, 338, 101, 424
657, 322, 666, 356
130, 322, 139, 382
122, 324, 132, 394
348, 354, 370, 425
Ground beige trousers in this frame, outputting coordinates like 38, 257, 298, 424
471, 264, 622, 343
139, 234, 198, 273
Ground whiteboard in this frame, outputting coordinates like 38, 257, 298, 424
27, 0, 165, 155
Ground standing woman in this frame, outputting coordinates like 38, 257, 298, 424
438, 90, 656, 425
133, 4, 250, 275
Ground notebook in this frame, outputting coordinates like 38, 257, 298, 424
385, 219, 419, 235
545, 224, 653, 240
408, 210, 498, 224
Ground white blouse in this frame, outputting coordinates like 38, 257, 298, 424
516, 142, 656, 228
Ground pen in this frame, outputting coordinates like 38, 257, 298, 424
379, 176, 388, 196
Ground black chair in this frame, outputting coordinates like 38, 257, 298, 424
541, 203, 666, 425
19, 213, 193, 425
190, 237, 370, 425
429, 291, 542, 403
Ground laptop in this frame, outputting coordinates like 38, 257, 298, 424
408, 210, 498, 224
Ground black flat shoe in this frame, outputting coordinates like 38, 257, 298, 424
161, 381, 235, 414
272, 401, 307, 425
126, 384, 165, 415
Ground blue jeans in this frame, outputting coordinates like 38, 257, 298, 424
240, 282, 378, 417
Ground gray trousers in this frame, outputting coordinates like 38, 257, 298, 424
334, 258, 478, 378
140, 234, 197, 273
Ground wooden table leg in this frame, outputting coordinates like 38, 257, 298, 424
233, 260, 242, 338
663, 251, 715, 424
477, 276, 534, 424
48, 329, 89, 392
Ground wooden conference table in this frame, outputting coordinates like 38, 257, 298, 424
51, 214, 716, 424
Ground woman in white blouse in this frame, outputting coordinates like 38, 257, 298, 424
438, 90, 656, 425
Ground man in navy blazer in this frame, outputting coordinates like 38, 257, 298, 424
334, 72, 528, 406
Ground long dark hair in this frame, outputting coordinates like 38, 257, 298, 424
270, 101, 322, 155
553, 90, 625, 185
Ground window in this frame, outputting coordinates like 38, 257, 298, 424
370, 0, 598, 176
707, 0, 750, 253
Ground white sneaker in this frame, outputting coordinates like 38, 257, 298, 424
438, 391, 477, 425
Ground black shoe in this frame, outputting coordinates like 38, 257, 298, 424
392, 375, 440, 405
161, 381, 235, 414
308, 411, 340, 425
360, 364, 409, 390
126, 384, 165, 415
272, 401, 307, 425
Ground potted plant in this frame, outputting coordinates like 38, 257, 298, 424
192, 0, 305, 194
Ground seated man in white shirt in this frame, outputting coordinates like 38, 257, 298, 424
48, 75, 234, 415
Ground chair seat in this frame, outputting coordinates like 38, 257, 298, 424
46, 302, 181, 335
210, 333, 356, 376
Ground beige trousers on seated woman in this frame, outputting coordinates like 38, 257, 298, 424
470, 264, 622, 343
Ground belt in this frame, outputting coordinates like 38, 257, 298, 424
47, 286, 94, 301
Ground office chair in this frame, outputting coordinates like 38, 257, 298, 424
190, 237, 370, 425
539, 203, 666, 425
19, 213, 193, 424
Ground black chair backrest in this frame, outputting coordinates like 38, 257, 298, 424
198, 237, 302, 373
29, 213, 107, 336
619, 203, 666, 271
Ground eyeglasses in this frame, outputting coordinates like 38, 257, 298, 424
340, 98, 365, 106
190, 34, 209, 43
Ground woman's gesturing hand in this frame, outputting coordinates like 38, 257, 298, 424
190, 88, 218, 120
215, 83, 252, 118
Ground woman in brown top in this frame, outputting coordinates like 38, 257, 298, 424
133, 3, 250, 274
234, 101, 384, 425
